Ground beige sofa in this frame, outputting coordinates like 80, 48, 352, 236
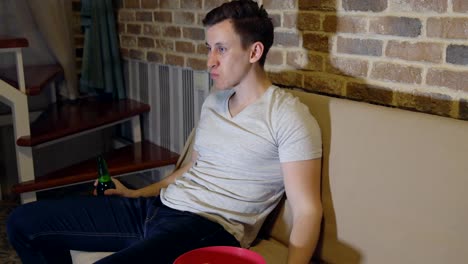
72, 89, 468, 263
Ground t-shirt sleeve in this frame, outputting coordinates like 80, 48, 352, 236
275, 96, 322, 163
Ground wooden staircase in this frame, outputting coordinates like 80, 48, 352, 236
0, 37, 179, 203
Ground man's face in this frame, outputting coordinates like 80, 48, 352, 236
205, 19, 252, 90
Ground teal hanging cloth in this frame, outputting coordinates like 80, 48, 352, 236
80, 0, 125, 99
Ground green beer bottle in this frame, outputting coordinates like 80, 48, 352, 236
96, 155, 115, 195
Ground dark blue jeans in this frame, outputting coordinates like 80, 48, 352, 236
7, 196, 239, 264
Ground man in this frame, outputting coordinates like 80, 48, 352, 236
7, 1, 323, 263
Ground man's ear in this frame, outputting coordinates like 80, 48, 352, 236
249, 42, 264, 63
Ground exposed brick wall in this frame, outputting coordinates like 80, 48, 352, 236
116, 0, 467, 120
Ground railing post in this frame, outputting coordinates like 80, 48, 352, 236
14, 48, 26, 93
0, 80, 36, 203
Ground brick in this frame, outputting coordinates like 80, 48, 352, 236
395, 91, 453, 117
165, 54, 184, 67
266, 49, 284, 66
154, 11, 172, 23
181, 0, 202, 9
427, 18, 468, 39
124, 0, 140, 8
303, 33, 330, 53
174, 12, 195, 25
197, 14, 205, 26
162, 26, 181, 38
283, 12, 298, 29
155, 39, 174, 50
274, 31, 301, 47
369, 17, 422, 37
270, 14, 281, 28
143, 24, 160, 36
268, 71, 303, 87
287, 51, 323, 71
141, 0, 158, 9
118, 23, 125, 34
204, 0, 225, 10
427, 69, 468, 91
460, 99, 468, 120
129, 49, 145, 60
120, 48, 129, 58
371, 62, 422, 84
337, 37, 383, 56
119, 10, 136, 22
386, 41, 443, 63
197, 43, 208, 55
160, 0, 179, 9
304, 73, 344, 95
263, 0, 296, 9
147, 51, 163, 63
343, 0, 387, 11
136, 11, 153, 22
453, 0, 468, 12
388, 0, 447, 13
138, 37, 154, 48
176, 41, 195, 53
298, 0, 336, 11
183, 27, 205, 40
295, 12, 321, 31
323, 15, 367, 34
187, 57, 207, 71
121, 35, 137, 48
326, 57, 368, 77
346, 82, 393, 105
127, 24, 142, 34
446, 45, 468, 65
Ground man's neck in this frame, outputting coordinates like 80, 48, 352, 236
228, 64, 272, 117
232, 65, 272, 102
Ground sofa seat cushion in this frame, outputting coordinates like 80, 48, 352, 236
70, 250, 113, 264
70, 238, 289, 264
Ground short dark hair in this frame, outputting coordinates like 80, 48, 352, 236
203, 0, 274, 67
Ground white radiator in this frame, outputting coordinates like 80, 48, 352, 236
122, 60, 210, 185
125, 60, 210, 154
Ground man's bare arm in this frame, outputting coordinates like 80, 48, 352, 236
282, 158, 323, 264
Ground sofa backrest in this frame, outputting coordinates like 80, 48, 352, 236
269, 89, 468, 264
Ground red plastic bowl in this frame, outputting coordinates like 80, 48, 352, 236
174, 246, 267, 264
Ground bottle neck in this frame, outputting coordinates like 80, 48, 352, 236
97, 156, 111, 182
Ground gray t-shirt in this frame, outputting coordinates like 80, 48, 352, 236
160, 86, 322, 247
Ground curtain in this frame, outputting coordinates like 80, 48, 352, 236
80, 0, 125, 100
27, 0, 78, 100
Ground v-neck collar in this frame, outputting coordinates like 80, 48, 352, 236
225, 86, 274, 119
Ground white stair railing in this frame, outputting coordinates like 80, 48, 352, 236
0, 44, 36, 203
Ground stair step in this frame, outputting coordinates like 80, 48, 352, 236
0, 36, 28, 48
17, 98, 151, 147
12, 141, 180, 194
0, 64, 64, 95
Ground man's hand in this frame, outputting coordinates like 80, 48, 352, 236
93, 178, 138, 198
